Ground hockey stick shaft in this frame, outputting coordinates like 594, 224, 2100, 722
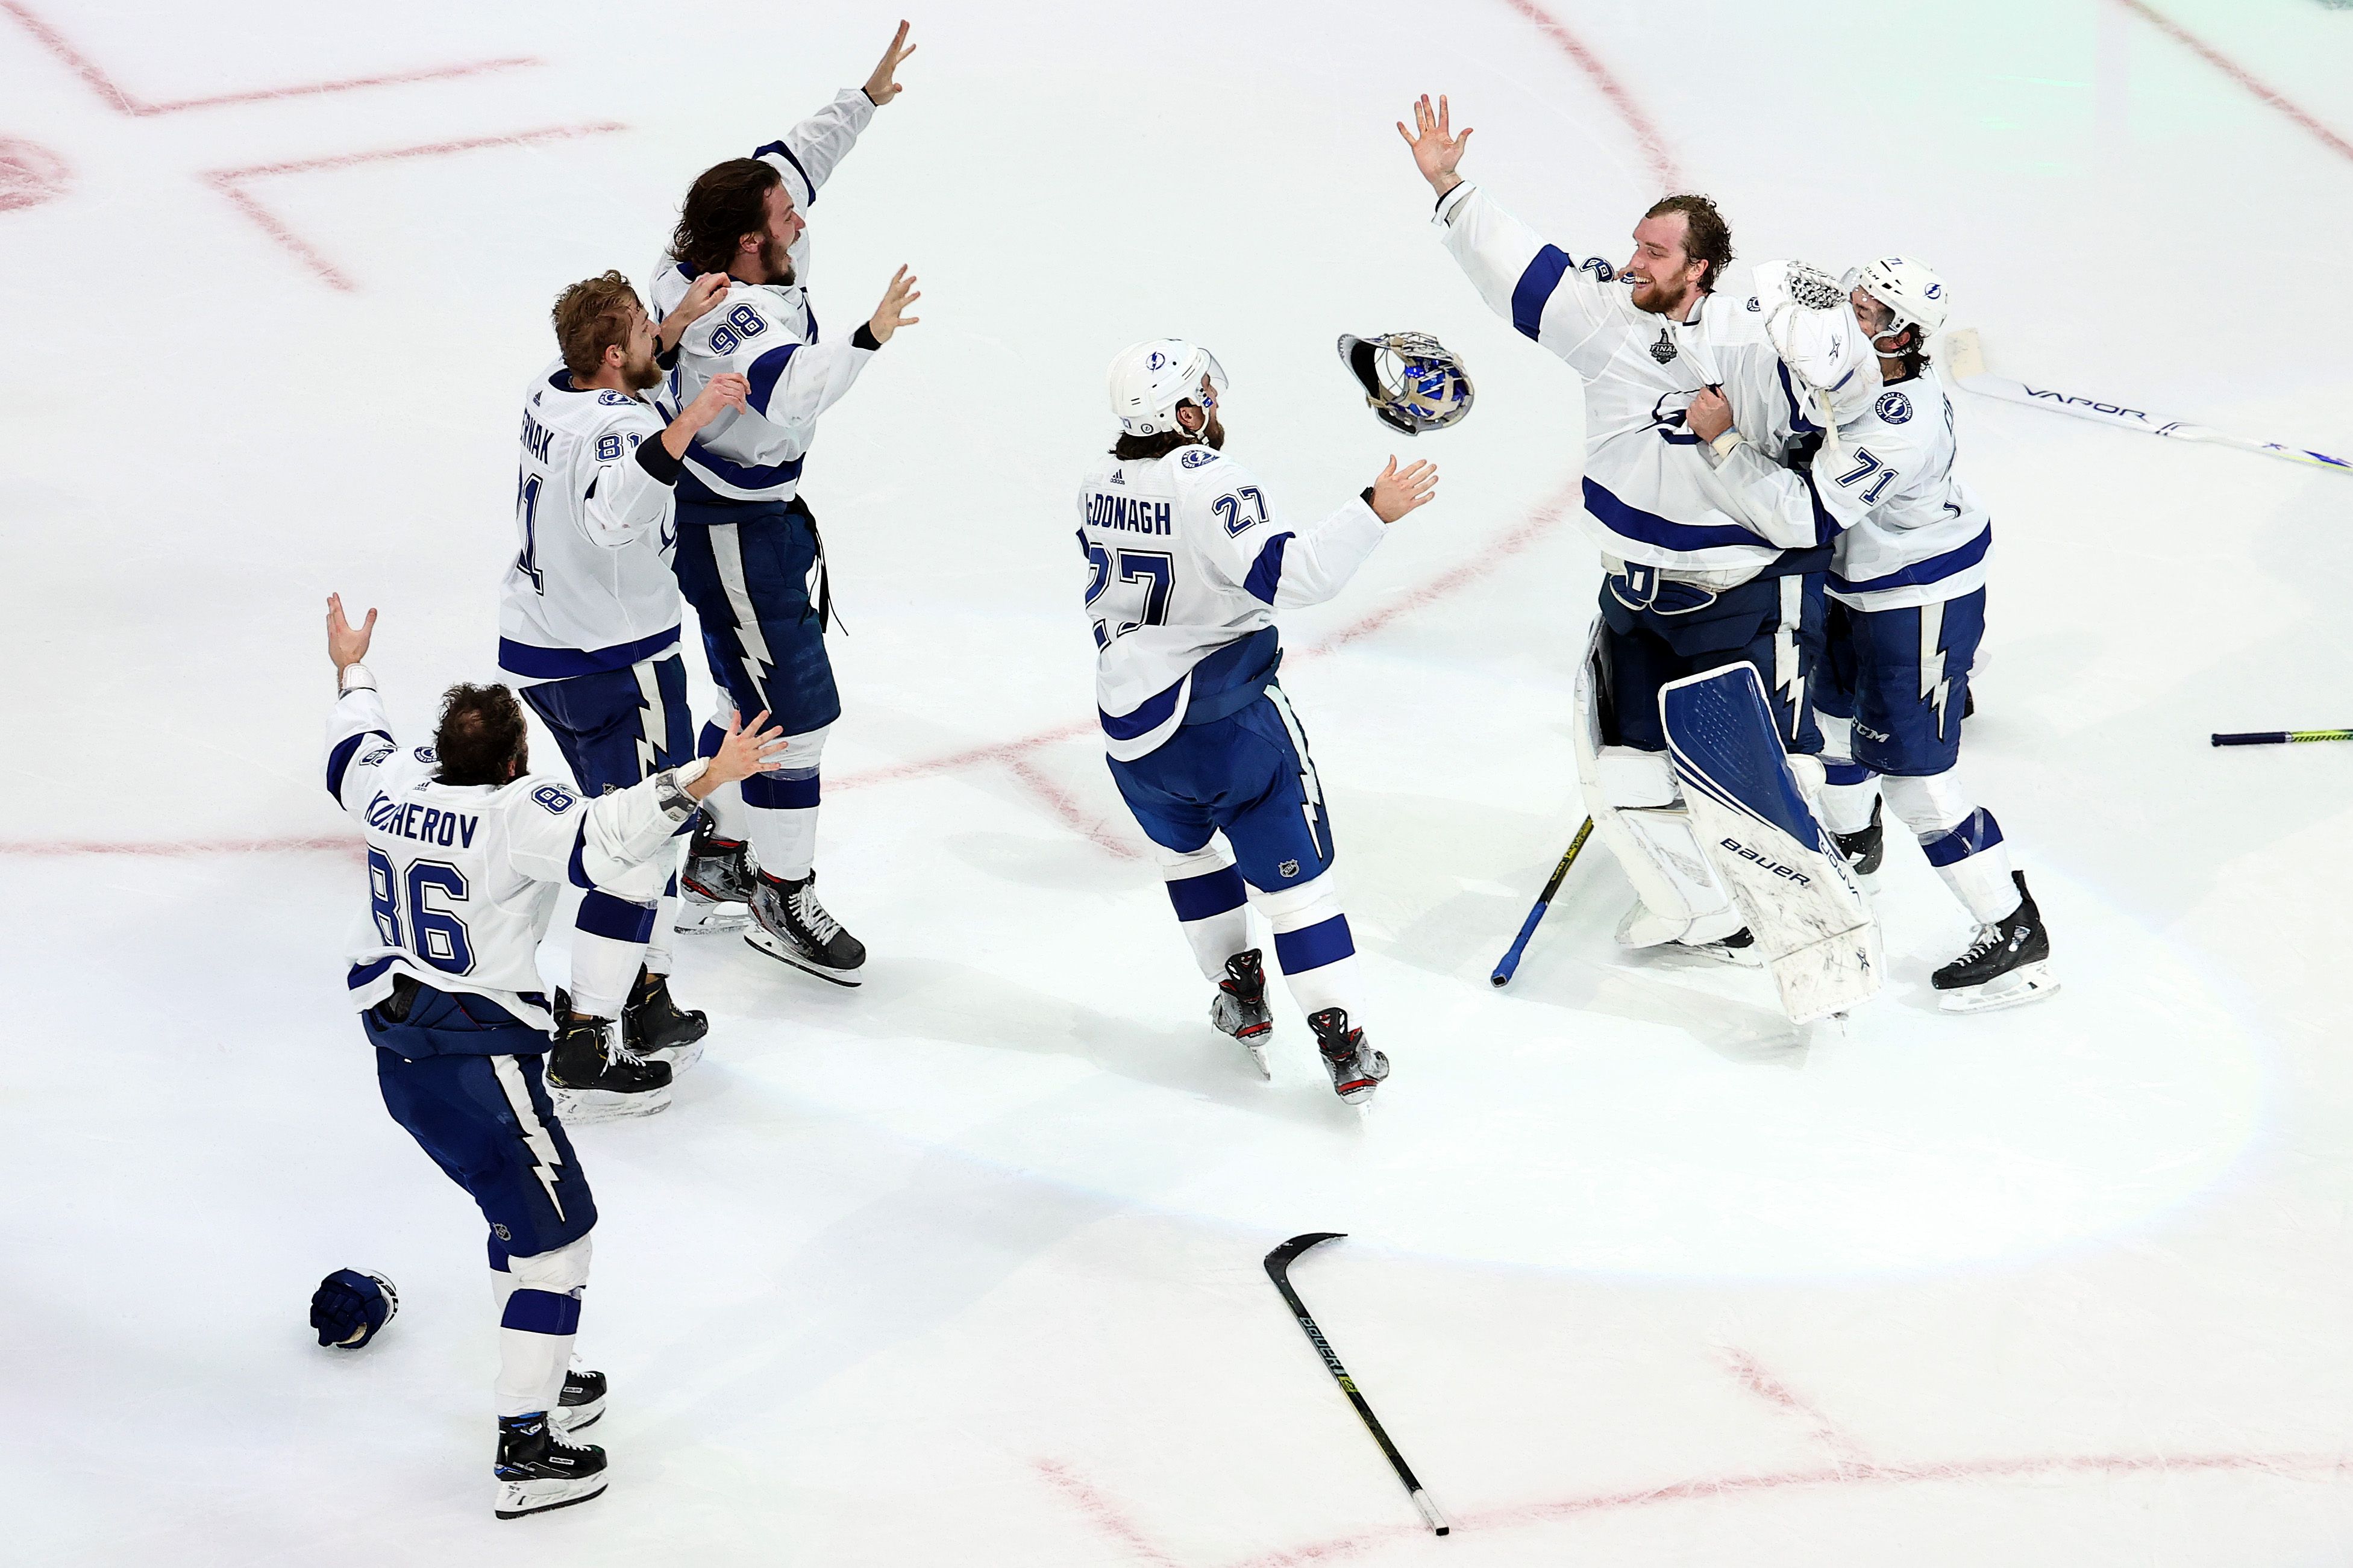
1264, 1234, 1449, 1536
1490, 817, 1595, 987
2212, 729, 2353, 746
1944, 328, 2352, 475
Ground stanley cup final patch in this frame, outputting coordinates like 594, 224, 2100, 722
1649, 328, 1676, 364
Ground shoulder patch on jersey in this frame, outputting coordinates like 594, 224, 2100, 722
1746, 296, 1761, 311
1180, 448, 1221, 469
1874, 390, 1913, 424
412, 747, 438, 764
531, 783, 578, 814
597, 390, 633, 406
360, 744, 395, 768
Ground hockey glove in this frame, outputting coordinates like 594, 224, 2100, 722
310, 1268, 399, 1349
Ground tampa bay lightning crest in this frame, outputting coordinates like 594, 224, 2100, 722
1874, 390, 1913, 424
1180, 447, 1219, 468
1648, 327, 1676, 364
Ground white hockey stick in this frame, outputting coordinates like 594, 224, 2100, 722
1943, 328, 2351, 475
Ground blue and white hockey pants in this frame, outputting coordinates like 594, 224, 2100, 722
1814, 589, 2022, 925
1109, 684, 1362, 1019
521, 652, 694, 1010
672, 493, 837, 881
366, 982, 595, 1419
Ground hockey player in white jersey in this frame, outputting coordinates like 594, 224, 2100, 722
323, 595, 786, 1517
1400, 96, 1877, 1016
649, 22, 921, 986
1804, 260, 2057, 1010
499, 270, 747, 1072
1080, 342, 1438, 1102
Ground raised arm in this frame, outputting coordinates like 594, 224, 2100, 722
322, 594, 396, 810
1402, 95, 1621, 379
748, 23, 913, 208
730, 269, 918, 444
1200, 457, 1437, 611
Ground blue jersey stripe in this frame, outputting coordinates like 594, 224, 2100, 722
683, 440, 806, 495
325, 729, 390, 801
1101, 675, 1184, 742
1511, 246, 1573, 341
1582, 476, 1769, 554
746, 342, 800, 414
1829, 525, 1992, 595
498, 626, 680, 683
1242, 532, 1294, 605
751, 139, 815, 204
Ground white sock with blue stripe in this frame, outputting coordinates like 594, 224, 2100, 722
1814, 711, 1882, 836
742, 722, 830, 882
1884, 770, 2020, 925
493, 1234, 591, 1419
1155, 842, 1250, 978
1260, 872, 1361, 1017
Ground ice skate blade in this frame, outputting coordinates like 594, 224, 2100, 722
549, 1084, 674, 1123
674, 904, 751, 934
744, 928, 863, 987
1938, 962, 2058, 1014
495, 1476, 607, 1520
642, 1039, 704, 1075
551, 1399, 603, 1434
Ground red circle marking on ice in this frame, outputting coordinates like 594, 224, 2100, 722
0, 137, 69, 211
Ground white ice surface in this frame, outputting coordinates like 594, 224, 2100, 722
8, 0, 2353, 1562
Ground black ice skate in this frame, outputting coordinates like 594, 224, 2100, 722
547, 1013, 673, 1123
1834, 796, 1885, 876
622, 968, 707, 1073
677, 822, 755, 934
550, 1364, 606, 1435
745, 870, 866, 987
1932, 870, 2058, 1014
1309, 1007, 1390, 1105
493, 1411, 607, 1519
1211, 949, 1274, 1079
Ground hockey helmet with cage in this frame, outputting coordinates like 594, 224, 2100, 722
1336, 332, 1474, 436
1847, 255, 1949, 346
1108, 339, 1227, 439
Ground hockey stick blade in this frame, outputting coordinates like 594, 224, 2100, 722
1264, 1233, 1450, 1536
1944, 328, 2352, 474
1491, 817, 1595, 987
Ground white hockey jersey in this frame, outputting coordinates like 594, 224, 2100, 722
1076, 444, 1385, 761
497, 363, 681, 684
1434, 183, 1841, 580
651, 89, 880, 503
326, 685, 695, 1031
1822, 368, 1992, 610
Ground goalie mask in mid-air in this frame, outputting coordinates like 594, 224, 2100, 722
1336, 332, 1473, 436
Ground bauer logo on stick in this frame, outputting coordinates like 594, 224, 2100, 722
1336, 332, 1473, 435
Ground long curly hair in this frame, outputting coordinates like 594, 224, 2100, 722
670, 159, 782, 276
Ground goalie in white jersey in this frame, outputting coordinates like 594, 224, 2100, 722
647, 22, 921, 989
498, 270, 746, 1069
322, 595, 785, 1518
1079, 341, 1439, 1103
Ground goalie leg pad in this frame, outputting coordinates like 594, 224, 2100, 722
1661, 662, 1882, 1023
1573, 617, 1742, 947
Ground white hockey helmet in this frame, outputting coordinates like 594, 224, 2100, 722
1753, 259, 1881, 421
1108, 339, 1227, 439
1847, 255, 1949, 346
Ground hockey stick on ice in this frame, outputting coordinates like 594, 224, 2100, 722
1944, 328, 2352, 474
1490, 817, 1594, 987
2212, 728, 2353, 746
1263, 1233, 1450, 1537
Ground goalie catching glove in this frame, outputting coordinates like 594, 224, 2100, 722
1337, 332, 1473, 436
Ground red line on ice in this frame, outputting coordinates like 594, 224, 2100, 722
1032, 1459, 1185, 1567
1221, 1449, 2353, 1567
0, 1, 536, 117
2111, 0, 2353, 166
1719, 1347, 1872, 1469
1493, 0, 1682, 189
200, 123, 627, 290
